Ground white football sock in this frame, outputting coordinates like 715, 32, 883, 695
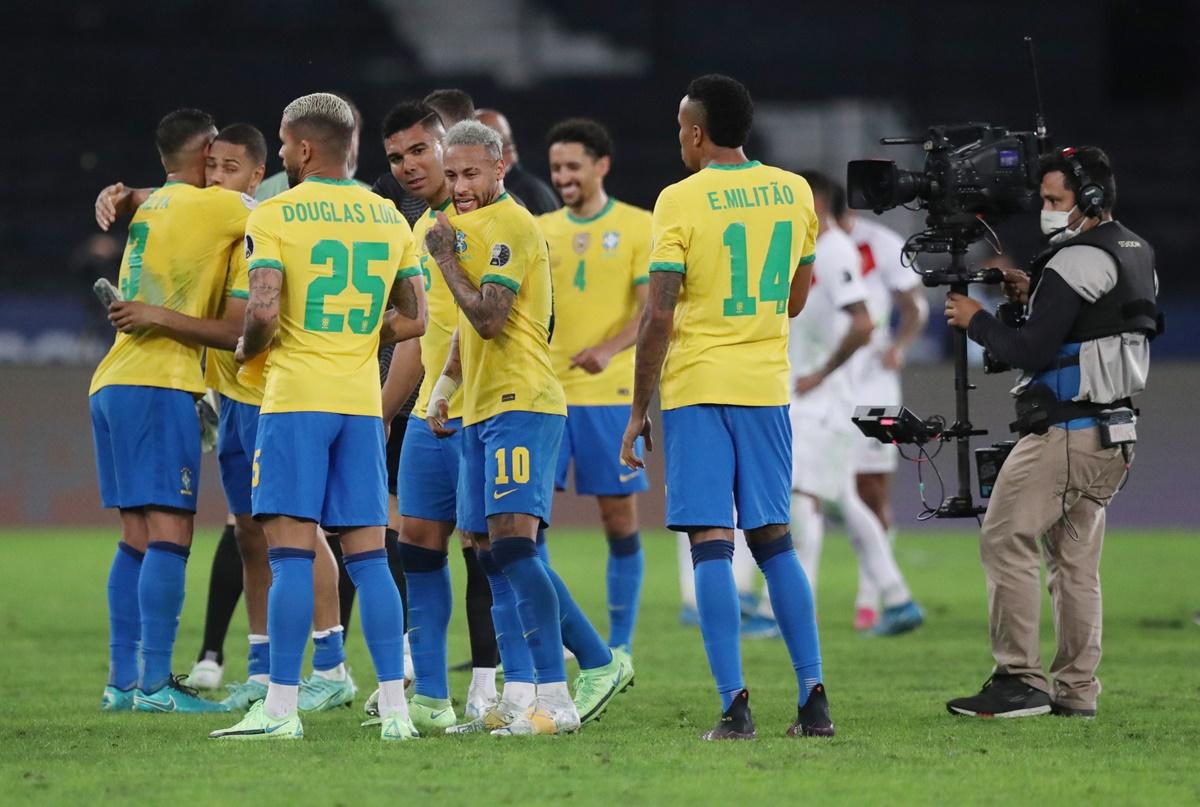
791, 493, 824, 596
469, 667, 498, 699
536, 681, 571, 705
264, 683, 298, 719
312, 663, 346, 681
379, 679, 409, 719
732, 529, 758, 597
842, 481, 911, 608
501, 681, 536, 709
677, 532, 696, 608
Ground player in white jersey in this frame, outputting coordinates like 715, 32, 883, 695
837, 195, 929, 631
788, 172, 924, 637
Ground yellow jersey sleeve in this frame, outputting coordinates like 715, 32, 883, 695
630, 207, 652, 287
648, 188, 688, 274
245, 205, 284, 276
479, 214, 535, 295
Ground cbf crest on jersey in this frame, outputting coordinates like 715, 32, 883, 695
602, 231, 621, 252
573, 232, 591, 255
455, 229, 467, 254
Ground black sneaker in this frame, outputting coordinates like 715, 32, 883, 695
1050, 701, 1096, 719
701, 689, 756, 740
787, 683, 835, 737
946, 675, 1051, 718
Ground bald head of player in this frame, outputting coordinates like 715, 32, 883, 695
381, 100, 447, 203
546, 117, 612, 214
476, 109, 518, 172
676, 74, 754, 173
278, 92, 356, 188
443, 120, 506, 214
424, 88, 476, 128
155, 108, 218, 186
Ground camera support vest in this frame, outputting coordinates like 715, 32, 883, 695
1029, 221, 1161, 341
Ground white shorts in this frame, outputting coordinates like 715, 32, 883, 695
790, 408, 854, 502
849, 366, 902, 474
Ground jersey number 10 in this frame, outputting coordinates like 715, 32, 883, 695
722, 221, 792, 317
305, 240, 389, 334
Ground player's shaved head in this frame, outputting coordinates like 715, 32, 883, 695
155, 108, 217, 169
279, 93, 355, 187
424, 89, 476, 128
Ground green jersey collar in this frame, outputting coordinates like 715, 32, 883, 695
566, 196, 616, 224
304, 176, 357, 186
706, 160, 761, 171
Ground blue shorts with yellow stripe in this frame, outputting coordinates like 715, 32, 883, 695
217, 396, 261, 516
457, 411, 565, 534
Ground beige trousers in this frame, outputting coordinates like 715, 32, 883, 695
979, 425, 1127, 710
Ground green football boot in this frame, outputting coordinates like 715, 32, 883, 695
209, 699, 303, 740
220, 679, 269, 712
101, 685, 135, 712
133, 675, 231, 713
572, 649, 634, 725
408, 694, 456, 736
298, 671, 356, 712
381, 712, 419, 742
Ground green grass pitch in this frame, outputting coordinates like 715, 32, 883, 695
1, 526, 1198, 805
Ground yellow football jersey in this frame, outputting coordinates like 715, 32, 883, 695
451, 193, 565, 426
89, 182, 253, 395
245, 177, 420, 417
411, 197, 463, 420
648, 160, 818, 410
203, 247, 264, 406
538, 199, 650, 406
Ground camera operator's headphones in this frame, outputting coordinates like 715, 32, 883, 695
1060, 147, 1106, 218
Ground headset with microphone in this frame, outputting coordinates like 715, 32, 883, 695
1060, 146, 1106, 218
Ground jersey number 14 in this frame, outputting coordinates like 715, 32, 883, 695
722, 221, 792, 317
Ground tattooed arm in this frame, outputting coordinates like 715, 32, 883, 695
238, 267, 281, 361
619, 271, 681, 469
425, 211, 514, 339
380, 273, 427, 344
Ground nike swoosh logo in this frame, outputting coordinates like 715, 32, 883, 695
430, 710, 448, 720
618, 470, 641, 482
493, 489, 518, 500
264, 721, 286, 733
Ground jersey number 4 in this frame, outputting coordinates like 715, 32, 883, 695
722, 221, 792, 317
305, 240, 389, 333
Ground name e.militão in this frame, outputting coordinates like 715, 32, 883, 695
705, 181, 796, 211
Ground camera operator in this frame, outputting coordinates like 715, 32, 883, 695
942, 146, 1158, 719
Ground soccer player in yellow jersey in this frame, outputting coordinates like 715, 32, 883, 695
539, 118, 650, 658
90, 109, 252, 715
423, 120, 631, 735
210, 93, 426, 742
619, 75, 835, 740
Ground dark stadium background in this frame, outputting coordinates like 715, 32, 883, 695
2, 0, 1195, 528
